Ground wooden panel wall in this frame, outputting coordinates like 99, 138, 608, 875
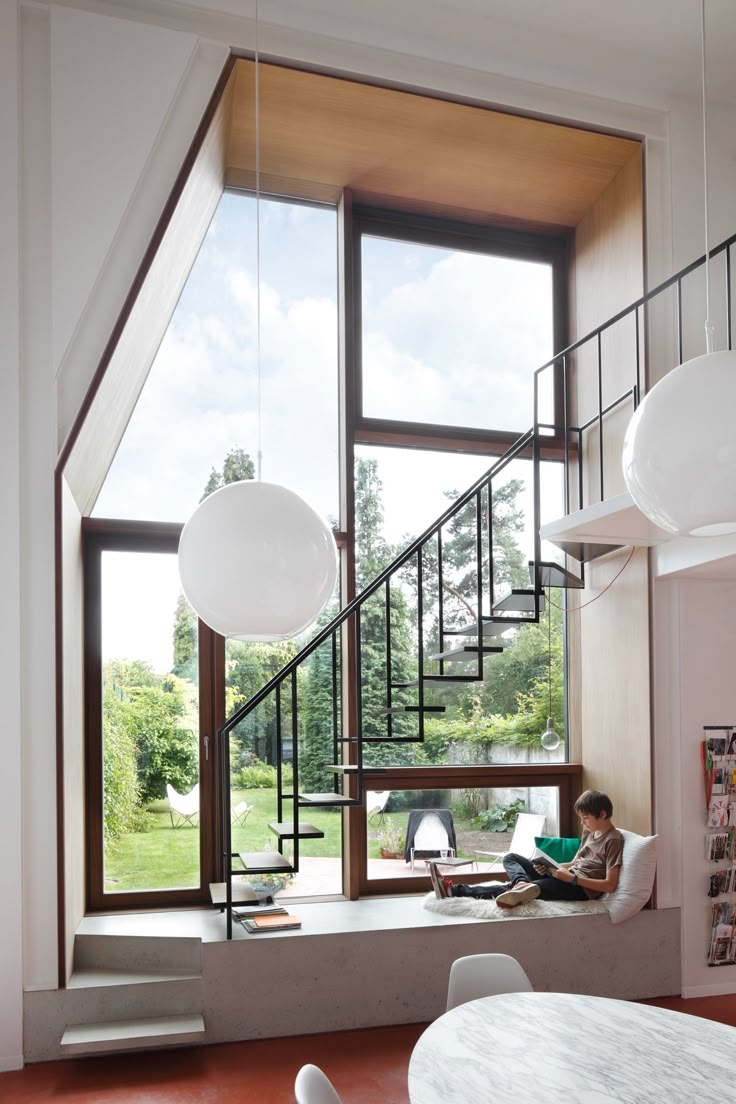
567, 150, 652, 834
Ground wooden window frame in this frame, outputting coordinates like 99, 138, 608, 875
82, 517, 223, 910
354, 764, 583, 896
351, 205, 569, 454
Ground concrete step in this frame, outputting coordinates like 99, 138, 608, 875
61, 1012, 205, 1054
72, 934, 201, 981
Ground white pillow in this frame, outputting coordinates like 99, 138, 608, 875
602, 828, 657, 925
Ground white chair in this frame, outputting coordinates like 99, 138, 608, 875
166, 782, 199, 828
475, 811, 546, 870
294, 1063, 343, 1104
366, 790, 391, 824
446, 953, 533, 1011
231, 800, 253, 828
410, 811, 455, 872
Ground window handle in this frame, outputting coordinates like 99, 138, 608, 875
203, 734, 210, 761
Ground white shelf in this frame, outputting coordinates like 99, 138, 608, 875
541, 491, 671, 550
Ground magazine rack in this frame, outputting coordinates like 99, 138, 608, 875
703, 725, 736, 966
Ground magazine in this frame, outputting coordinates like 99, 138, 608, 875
707, 795, 730, 828
234, 905, 289, 922
242, 914, 302, 932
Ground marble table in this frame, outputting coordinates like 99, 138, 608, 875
408, 991, 736, 1103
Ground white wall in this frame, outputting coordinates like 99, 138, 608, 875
0, 0, 25, 1074
9, 0, 736, 1064
658, 580, 736, 997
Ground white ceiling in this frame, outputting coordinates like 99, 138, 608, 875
167, 0, 736, 107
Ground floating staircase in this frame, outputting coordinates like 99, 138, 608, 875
211, 423, 589, 937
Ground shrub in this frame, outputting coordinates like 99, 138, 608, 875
103, 707, 150, 840
473, 797, 525, 833
234, 758, 293, 789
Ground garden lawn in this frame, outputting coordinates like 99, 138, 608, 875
104, 789, 480, 892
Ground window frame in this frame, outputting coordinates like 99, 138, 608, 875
351, 205, 569, 454
82, 197, 572, 910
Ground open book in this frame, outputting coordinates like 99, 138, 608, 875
530, 850, 561, 870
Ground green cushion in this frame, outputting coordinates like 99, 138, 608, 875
534, 835, 580, 863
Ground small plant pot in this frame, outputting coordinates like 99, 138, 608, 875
380, 848, 402, 859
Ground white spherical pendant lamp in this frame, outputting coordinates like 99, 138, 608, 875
178, 481, 338, 640
622, 350, 736, 537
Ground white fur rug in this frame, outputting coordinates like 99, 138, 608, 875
422, 892, 608, 921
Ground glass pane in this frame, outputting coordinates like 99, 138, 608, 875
95, 193, 339, 527
361, 235, 554, 432
226, 579, 343, 901
101, 552, 200, 893
365, 786, 560, 883
354, 446, 567, 767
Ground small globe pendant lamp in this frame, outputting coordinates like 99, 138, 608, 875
540, 590, 561, 752
177, 1, 338, 640
623, 0, 736, 538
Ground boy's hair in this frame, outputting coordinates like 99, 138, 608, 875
574, 789, 613, 819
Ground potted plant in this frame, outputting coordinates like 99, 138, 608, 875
378, 825, 405, 859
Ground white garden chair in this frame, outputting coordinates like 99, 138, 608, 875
366, 790, 391, 824
166, 782, 199, 828
475, 811, 546, 871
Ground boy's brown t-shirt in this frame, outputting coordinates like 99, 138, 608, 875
572, 825, 624, 898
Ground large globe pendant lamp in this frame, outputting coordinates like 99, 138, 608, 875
177, 2, 338, 640
178, 481, 337, 640
623, 0, 736, 538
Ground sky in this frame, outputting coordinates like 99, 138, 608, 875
95, 192, 559, 672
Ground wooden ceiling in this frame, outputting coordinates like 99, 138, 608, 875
226, 60, 640, 230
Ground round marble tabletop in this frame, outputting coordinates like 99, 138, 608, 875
408, 991, 736, 1104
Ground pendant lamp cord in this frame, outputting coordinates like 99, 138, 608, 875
546, 545, 636, 613
255, 0, 263, 479
701, 0, 714, 354
547, 587, 552, 717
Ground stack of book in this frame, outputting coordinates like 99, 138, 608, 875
233, 904, 302, 933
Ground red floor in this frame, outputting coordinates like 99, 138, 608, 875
2, 997, 736, 1103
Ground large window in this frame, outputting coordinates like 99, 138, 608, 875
83, 193, 572, 910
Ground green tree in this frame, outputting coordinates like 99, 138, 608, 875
200, 446, 255, 501
103, 688, 148, 840
104, 661, 197, 804
354, 458, 415, 767
172, 593, 197, 681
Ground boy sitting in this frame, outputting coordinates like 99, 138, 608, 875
430, 789, 623, 908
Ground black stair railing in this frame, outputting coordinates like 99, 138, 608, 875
217, 424, 545, 935
534, 227, 736, 525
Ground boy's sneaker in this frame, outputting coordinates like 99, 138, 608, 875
495, 881, 541, 908
428, 862, 454, 899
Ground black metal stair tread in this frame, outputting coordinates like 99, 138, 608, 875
444, 619, 511, 637
209, 881, 261, 906
528, 560, 584, 589
237, 851, 294, 872
428, 645, 504, 661
546, 539, 621, 564
492, 588, 545, 614
391, 675, 483, 686
383, 705, 446, 714
297, 792, 356, 805
268, 821, 324, 839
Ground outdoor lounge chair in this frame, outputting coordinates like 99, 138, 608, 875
166, 782, 200, 828
475, 811, 546, 869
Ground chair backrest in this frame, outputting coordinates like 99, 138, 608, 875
366, 790, 390, 815
508, 812, 547, 858
446, 953, 533, 1011
166, 782, 199, 816
413, 811, 450, 851
294, 1063, 342, 1104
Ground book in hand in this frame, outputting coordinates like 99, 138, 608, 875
530, 850, 561, 870
242, 913, 302, 933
